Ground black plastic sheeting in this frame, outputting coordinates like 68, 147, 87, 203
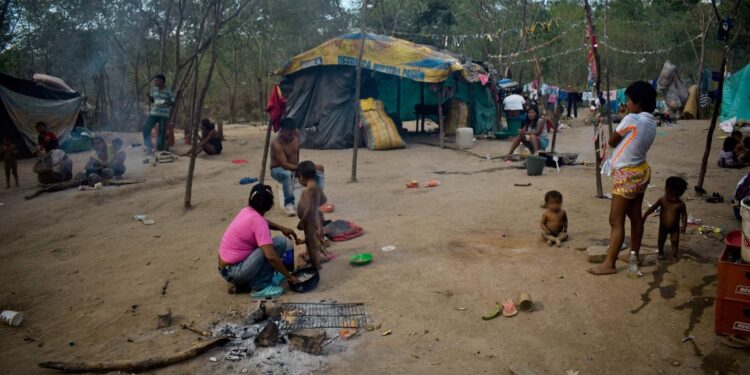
280, 66, 358, 149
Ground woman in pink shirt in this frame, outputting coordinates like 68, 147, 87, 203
219, 184, 301, 299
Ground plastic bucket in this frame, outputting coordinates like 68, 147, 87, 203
526, 156, 546, 176
507, 118, 523, 137
456, 128, 474, 149
741, 198, 750, 262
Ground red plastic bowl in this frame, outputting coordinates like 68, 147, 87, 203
725, 230, 742, 248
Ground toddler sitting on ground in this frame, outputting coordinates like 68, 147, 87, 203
540, 190, 568, 247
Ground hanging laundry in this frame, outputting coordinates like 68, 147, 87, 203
266, 84, 286, 132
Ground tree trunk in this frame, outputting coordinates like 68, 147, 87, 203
696, 52, 727, 192
697, 0, 741, 192
185, 1, 223, 210
350, 0, 368, 183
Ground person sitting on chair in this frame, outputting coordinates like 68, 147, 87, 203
270, 118, 325, 217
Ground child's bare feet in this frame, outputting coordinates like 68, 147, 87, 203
588, 263, 617, 275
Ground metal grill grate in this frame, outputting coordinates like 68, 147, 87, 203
277, 303, 368, 331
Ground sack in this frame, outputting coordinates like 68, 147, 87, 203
444, 99, 468, 136
324, 220, 364, 242
360, 98, 406, 151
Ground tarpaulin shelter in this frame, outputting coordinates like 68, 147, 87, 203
277, 33, 497, 149
721, 63, 750, 124
0, 73, 83, 157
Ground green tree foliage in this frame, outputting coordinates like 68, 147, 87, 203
0, 0, 747, 129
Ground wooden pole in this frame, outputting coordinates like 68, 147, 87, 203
584, 0, 604, 198
438, 84, 445, 148
396, 77, 401, 130
604, 0, 613, 134
696, 0, 741, 193
350, 0, 368, 183
258, 79, 272, 185
696, 51, 727, 192
550, 106, 560, 153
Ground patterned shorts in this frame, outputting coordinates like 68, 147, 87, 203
612, 162, 651, 199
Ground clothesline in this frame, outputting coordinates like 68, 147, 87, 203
504, 46, 588, 64
600, 34, 703, 55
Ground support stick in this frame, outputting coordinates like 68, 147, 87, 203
584, 0, 604, 198
438, 84, 445, 148
350, 0, 368, 183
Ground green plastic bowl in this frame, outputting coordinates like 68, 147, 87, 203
349, 253, 373, 266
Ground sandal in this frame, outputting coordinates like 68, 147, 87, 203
706, 193, 724, 203
321, 251, 337, 263
502, 299, 518, 317
250, 285, 284, 301
320, 203, 335, 213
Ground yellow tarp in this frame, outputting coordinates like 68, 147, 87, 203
278, 33, 464, 83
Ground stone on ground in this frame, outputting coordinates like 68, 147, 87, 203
288, 329, 327, 355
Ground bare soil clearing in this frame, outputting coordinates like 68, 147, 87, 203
1, 118, 748, 374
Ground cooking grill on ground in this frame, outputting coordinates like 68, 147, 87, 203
277, 303, 368, 331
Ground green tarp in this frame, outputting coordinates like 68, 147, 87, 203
373, 72, 496, 134
721, 64, 750, 124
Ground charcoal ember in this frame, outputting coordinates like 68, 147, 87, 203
254, 321, 281, 347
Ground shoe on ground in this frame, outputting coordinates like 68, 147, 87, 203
284, 204, 296, 217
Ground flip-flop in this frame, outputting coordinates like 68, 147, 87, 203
250, 285, 284, 301
502, 299, 518, 317
321, 251, 337, 263
406, 180, 418, 188
482, 303, 501, 320
423, 179, 439, 187
320, 203, 335, 213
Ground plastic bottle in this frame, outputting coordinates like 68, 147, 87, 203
627, 250, 640, 279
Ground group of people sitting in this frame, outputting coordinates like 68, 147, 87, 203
29, 122, 127, 187
719, 129, 750, 168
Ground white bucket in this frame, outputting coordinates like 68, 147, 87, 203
0, 310, 23, 327
741, 198, 750, 263
456, 127, 474, 149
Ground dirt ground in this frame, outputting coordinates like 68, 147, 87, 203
1, 114, 749, 375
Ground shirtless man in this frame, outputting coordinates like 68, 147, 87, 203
270, 118, 325, 216
540, 190, 568, 247
643, 177, 688, 260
